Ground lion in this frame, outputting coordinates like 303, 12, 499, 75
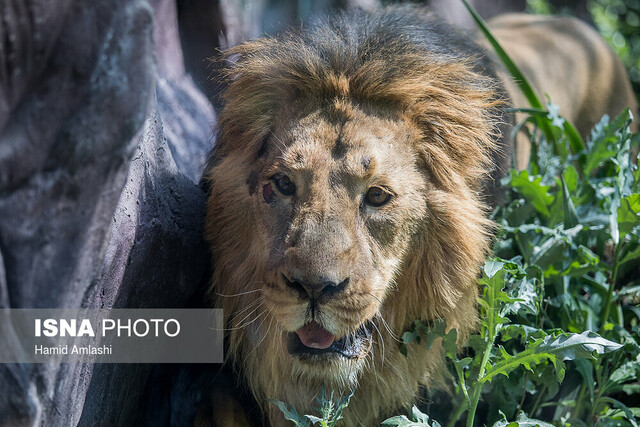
203, 6, 637, 426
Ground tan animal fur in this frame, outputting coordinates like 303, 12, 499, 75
483, 13, 638, 169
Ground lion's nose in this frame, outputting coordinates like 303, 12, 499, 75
283, 275, 349, 300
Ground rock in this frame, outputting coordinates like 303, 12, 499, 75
0, 0, 215, 425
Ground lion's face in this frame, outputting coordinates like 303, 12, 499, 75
252, 104, 427, 376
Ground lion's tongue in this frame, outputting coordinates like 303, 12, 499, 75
296, 322, 335, 350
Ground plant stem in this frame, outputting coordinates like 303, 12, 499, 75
601, 243, 623, 325
573, 383, 586, 420
517, 372, 528, 412
466, 338, 494, 427
529, 384, 547, 417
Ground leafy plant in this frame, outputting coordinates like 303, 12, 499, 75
269, 386, 354, 426
383, 406, 442, 426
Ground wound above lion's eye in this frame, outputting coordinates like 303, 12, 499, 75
263, 183, 274, 203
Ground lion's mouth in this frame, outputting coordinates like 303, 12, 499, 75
288, 321, 372, 359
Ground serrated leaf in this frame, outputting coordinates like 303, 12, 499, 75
478, 260, 516, 338
442, 328, 460, 360
584, 112, 629, 175
482, 331, 621, 384
620, 243, 640, 266
500, 324, 547, 343
505, 278, 539, 314
381, 416, 416, 426
304, 415, 325, 424
411, 406, 432, 424
536, 331, 622, 359
493, 411, 555, 427
382, 406, 440, 426
381, 416, 428, 427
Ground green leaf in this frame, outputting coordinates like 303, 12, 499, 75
574, 359, 595, 401
535, 331, 622, 359
563, 165, 579, 193
557, 245, 600, 278
381, 406, 441, 426
563, 120, 586, 154
478, 260, 515, 338
561, 176, 579, 229
422, 319, 446, 350
485, 261, 506, 279
482, 331, 622, 384
584, 111, 632, 176
304, 415, 325, 425
493, 411, 555, 427
411, 406, 435, 424
600, 397, 639, 427
609, 360, 640, 385
441, 328, 459, 359
620, 243, 640, 266
500, 324, 547, 343
618, 194, 640, 239
509, 171, 554, 217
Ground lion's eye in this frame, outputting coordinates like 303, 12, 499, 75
365, 186, 392, 207
273, 174, 296, 196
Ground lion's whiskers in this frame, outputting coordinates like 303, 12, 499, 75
232, 309, 266, 331
366, 296, 401, 344
370, 320, 385, 367
246, 313, 273, 359
224, 299, 265, 331
230, 296, 264, 319
215, 288, 262, 297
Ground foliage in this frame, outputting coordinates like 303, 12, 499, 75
269, 386, 354, 427
382, 406, 442, 426
590, 0, 640, 95
526, 0, 640, 97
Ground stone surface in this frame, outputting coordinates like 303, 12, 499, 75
0, 0, 216, 425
